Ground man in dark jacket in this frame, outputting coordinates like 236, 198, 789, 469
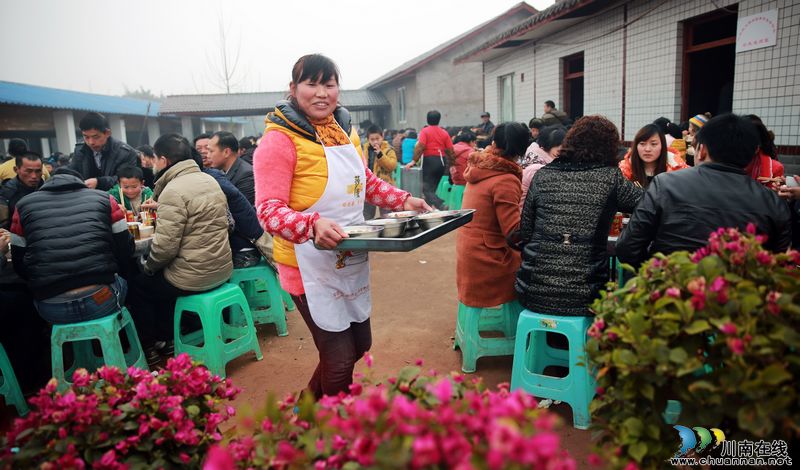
0, 151, 44, 229
9, 167, 133, 324
208, 131, 255, 205
69, 112, 139, 191
541, 100, 570, 127
617, 113, 792, 268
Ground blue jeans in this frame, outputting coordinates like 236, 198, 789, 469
35, 276, 128, 325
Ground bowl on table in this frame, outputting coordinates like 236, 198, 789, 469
139, 225, 154, 238
366, 218, 411, 238
343, 225, 383, 239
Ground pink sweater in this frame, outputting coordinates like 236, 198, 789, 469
254, 131, 410, 295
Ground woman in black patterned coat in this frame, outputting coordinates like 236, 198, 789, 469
515, 116, 644, 316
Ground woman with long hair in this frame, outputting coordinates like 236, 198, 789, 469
744, 114, 784, 190
253, 54, 429, 399
619, 124, 688, 188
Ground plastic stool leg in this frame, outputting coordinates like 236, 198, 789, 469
0, 343, 29, 416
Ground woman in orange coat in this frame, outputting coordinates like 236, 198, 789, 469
456, 122, 529, 308
619, 124, 688, 188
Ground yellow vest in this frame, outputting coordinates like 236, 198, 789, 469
264, 108, 362, 267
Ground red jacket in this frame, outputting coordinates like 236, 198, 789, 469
450, 142, 472, 186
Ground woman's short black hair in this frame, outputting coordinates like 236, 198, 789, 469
154, 133, 194, 165
537, 125, 566, 152
426, 110, 441, 126
558, 115, 620, 166
291, 54, 340, 85
454, 129, 477, 144
492, 122, 529, 159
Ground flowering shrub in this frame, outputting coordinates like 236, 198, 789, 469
207, 355, 576, 469
588, 226, 800, 469
1, 354, 239, 469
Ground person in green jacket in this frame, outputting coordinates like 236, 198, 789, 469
108, 166, 153, 213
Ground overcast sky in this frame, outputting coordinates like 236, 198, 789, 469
0, 0, 554, 97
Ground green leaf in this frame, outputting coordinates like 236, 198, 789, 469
640, 383, 655, 400
629, 441, 648, 462
668, 348, 688, 364
684, 320, 711, 335
623, 417, 644, 437
759, 364, 791, 386
186, 405, 200, 417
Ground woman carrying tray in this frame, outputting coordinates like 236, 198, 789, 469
253, 54, 430, 399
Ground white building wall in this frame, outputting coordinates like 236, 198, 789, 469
482, 0, 799, 146
484, 2, 625, 130
734, 0, 800, 146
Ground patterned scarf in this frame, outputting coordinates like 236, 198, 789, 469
309, 115, 351, 147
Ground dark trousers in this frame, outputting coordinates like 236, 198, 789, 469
421, 156, 446, 209
0, 283, 49, 392
293, 294, 372, 399
126, 271, 192, 347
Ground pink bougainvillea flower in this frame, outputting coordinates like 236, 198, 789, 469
720, 323, 737, 336
623, 461, 640, 470
746, 222, 757, 234
595, 386, 605, 396
665, 287, 681, 298
203, 445, 236, 470
690, 291, 706, 310
727, 337, 745, 355
606, 331, 618, 341
755, 251, 773, 265
588, 453, 604, 466
649, 290, 662, 302
348, 382, 363, 396
687, 277, 706, 294
427, 378, 453, 403
362, 351, 373, 368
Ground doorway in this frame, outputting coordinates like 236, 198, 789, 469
562, 52, 584, 120
682, 6, 738, 120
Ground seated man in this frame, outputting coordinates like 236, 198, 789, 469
470, 112, 495, 149
9, 168, 133, 324
208, 131, 255, 206
127, 134, 232, 364
617, 113, 792, 267
0, 139, 50, 183
0, 151, 44, 229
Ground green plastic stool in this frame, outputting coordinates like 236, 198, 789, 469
393, 166, 402, 188
228, 260, 289, 336
447, 184, 465, 210
0, 342, 28, 416
453, 300, 522, 373
51, 308, 148, 390
435, 175, 452, 203
174, 283, 263, 378
510, 311, 595, 429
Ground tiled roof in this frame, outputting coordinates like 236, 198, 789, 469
456, 0, 598, 63
0, 80, 160, 116
159, 89, 389, 116
364, 2, 537, 89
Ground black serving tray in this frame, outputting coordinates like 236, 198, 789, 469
316, 209, 475, 252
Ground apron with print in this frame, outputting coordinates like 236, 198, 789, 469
294, 129, 371, 332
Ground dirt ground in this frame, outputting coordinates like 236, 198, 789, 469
0, 230, 594, 464
224, 230, 594, 465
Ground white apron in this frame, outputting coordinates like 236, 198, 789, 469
294, 128, 371, 332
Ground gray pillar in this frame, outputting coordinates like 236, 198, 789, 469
200, 120, 207, 133
53, 110, 77, 154
109, 115, 127, 144
40, 137, 51, 157
215, 122, 223, 132
181, 116, 193, 139
236, 123, 245, 138
147, 119, 161, 145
